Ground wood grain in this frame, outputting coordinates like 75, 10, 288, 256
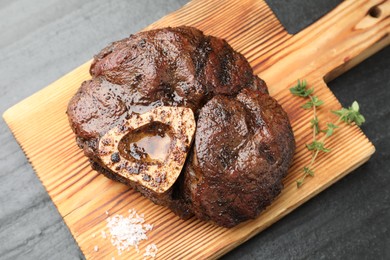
3, 0, 389, 259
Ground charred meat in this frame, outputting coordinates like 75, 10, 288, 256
67, 26, 295, 227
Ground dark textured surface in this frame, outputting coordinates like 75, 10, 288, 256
0, 0, 389, 259
265, 0, 341, 34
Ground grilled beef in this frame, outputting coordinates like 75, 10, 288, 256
67, 26, 294, 227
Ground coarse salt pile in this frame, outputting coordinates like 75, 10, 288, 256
106, 209, 157, 256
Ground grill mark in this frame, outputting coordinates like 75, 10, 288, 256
194, 37, 212, 77
217, 41, 234, 85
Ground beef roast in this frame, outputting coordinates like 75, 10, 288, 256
66, 26, 295, 227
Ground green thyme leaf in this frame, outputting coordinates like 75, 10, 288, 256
310, 117, 320, 135
302, 96, 324, 109
290, 79, 314, 97
302, 100, 313, 109
332, 101, 365, 126
306, 140, 331, 152
303, 167, 314, 176
321, 123, 339, 137
351, 101, 359, 112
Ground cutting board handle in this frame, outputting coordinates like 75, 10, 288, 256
323, 0, 390, 82
260, 0, 390, 93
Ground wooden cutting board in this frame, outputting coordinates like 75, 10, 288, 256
3, 0, 389, 259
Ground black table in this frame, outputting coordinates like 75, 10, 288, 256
0, 0, 389, 259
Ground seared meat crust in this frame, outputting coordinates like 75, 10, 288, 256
183, 89, 295, 227
67, 26, 294, 227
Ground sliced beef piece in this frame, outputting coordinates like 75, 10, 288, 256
183, 89, 295, 227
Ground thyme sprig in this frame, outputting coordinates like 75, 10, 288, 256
290, 80, 365, 187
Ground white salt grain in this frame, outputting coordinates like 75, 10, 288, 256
105, 210, 109, 215
94, 245, 99, 252
144, 244, 158, 259
106, 209, 154, 255
101, 230, 107, 239
143, 224, 154, 231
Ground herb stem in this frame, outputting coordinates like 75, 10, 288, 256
290, 80, 365, 188
310, 95, 318, 142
